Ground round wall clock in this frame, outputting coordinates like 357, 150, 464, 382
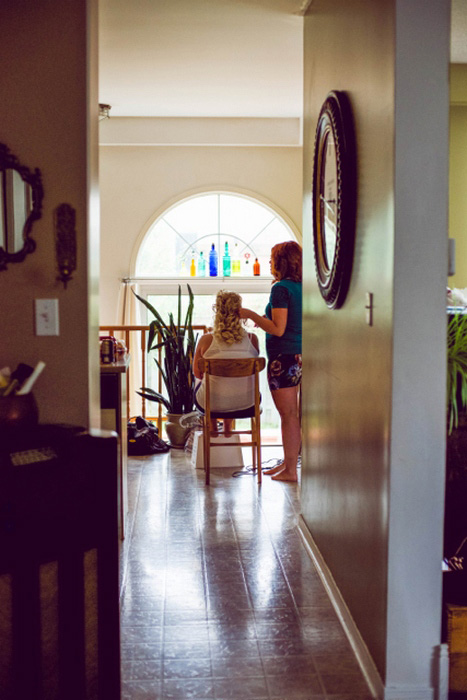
312, 91, 356, 309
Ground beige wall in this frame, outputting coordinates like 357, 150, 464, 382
449, 64, 467, 288
302, 0, 447, 692
99, 127, 303, 323
0, 0, 100, 428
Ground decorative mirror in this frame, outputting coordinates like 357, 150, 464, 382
312, 91, 356, 309
0, 143, 44, 271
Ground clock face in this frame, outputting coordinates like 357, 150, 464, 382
312, 91, 356, 309
320, 131, 337, 271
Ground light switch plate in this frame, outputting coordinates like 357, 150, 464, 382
35, 299, 59, 336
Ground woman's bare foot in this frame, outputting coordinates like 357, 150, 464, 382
263, 462, 285, 476
271, 469, 298, 482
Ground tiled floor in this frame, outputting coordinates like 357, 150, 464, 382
119, 447, 373, 700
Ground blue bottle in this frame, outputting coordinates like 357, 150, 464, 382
223, 242, 231, 277
209, 243, 218, 277
198, 251, 206, 277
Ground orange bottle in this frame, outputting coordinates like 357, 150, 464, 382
253, 258, 260, 276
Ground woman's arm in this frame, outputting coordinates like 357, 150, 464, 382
240, 307, 288, 337
192, 333, 213, 379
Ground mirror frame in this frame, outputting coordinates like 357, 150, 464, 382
0, 143, 44, 271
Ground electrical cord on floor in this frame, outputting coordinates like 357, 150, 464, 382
232, 455, 301, 478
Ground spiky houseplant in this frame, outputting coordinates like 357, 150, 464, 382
133, 284, 197, 415
447, 312, 467, 436
445, 312, 467, 562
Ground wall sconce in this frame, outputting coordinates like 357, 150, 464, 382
54, 203, 76, 289
99, 103, 111, 121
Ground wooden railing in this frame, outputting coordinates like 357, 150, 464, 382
99, 325, 208, 434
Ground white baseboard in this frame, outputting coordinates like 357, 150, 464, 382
298, 515, 384, 699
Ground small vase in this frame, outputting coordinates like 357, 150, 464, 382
165, 413, 190, 447
0, 393, 39, 433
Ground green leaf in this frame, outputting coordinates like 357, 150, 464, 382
447, 313, 467, 433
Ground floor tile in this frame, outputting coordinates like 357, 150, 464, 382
319, 674, 371, 694
214, 676, 269, 698
163, 641, 211, 659
121, 680, 162, 699
127, 659, 163, 681
121, 643, 162, 661
267, 672, 323, 698
161, 677, 215, 698
262, 654, 317, 676
162, 656, 212, 679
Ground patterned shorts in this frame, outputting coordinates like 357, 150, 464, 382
267, 353, 302, 391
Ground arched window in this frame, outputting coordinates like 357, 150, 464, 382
135, 191, 296, 281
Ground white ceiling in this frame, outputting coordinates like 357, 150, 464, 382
99, 0, 305, 118
99, 0, 467, 119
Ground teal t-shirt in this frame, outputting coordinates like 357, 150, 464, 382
265, 279, 302, 358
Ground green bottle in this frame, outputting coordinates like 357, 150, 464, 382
223, 241, 231, 277
198, 251, 206, 277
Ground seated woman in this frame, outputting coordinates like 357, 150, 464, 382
193, 290, 259, 437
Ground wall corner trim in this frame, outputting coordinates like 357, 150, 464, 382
297, 516, 383, 699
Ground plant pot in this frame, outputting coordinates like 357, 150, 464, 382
165, 413, 191, 448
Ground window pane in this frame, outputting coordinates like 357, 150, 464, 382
164, 194, 219, 238
219, 194, 274, 241
137, 220, 178, 276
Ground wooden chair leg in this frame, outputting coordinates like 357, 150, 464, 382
256, 417, 262, 485
206, 432, 210, 486
250, 417, 257, 477
203, 417, 210, 485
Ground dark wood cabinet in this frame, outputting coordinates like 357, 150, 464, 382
0, 425, 121, 700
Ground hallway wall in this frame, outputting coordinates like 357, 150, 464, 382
301, 0, 447, 693
0, 0, 100, 428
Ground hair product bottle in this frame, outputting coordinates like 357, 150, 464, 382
209, 243, 218, 276
253, 258, 260, 276
190, 251, 196, 277
223, 242, 231, 277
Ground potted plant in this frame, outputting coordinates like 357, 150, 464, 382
133, 284, 198, 447
444, 312, 467, 691
445, 312, 467, 562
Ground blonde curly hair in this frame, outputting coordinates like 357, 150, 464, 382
212, 290, 246, 346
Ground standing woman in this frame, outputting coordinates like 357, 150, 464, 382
239, 241, 302, 482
